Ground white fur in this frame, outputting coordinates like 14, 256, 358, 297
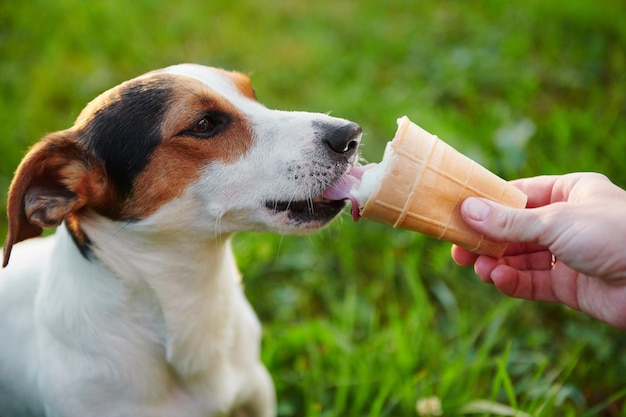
0, 64, 361, 416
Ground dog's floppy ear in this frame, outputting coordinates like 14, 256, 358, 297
3, 129, 108, 267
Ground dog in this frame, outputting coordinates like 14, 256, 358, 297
0, 64, 362, 417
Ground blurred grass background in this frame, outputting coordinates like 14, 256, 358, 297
1, 0, 625, 416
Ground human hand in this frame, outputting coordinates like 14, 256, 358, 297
451, 173, 626, 329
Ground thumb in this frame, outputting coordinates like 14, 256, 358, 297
460, 197, 542, 244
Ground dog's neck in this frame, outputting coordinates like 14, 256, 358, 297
61, 213, 250, 381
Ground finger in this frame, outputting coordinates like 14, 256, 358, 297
498, 250, 554, 272
502, 242, 548, 257
451, 245, 478, 266
508, 175, 561, 207
460, 197, 553, 245
474, 256, 506, 283
510, 173, 613, 207
490, 266, 560, 303
470, 250, 553, 284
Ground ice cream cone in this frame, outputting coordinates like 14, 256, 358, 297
359, 116, 527, 258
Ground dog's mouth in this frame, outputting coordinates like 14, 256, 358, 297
264, 166, 366, 225
264, 197, 347, 224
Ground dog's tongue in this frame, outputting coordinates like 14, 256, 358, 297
322, 166, 369, 221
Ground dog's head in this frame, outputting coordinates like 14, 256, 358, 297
3, 64, 361, 266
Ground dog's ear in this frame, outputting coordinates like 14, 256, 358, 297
3, 130, 108, 267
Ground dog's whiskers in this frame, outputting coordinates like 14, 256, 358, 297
306, 197, 315, 214
214, 213, 223, 240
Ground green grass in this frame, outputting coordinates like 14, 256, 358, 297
2, 0, 626, 415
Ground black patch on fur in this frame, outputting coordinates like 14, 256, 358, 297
83, 78, 174, 199
65, 223, 92, 260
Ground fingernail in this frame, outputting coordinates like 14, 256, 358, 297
463, 198, 491, 221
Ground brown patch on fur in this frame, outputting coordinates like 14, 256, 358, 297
122, 77, 254, 218
215, 69, 257, 101
3, 130, 113, 267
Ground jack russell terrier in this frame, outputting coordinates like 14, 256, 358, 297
0, 64, 362, 417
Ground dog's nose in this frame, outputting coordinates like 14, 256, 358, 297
324, 122, 362, 157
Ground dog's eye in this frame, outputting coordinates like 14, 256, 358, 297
187, 113, 230, 139
193, 118, 213, 134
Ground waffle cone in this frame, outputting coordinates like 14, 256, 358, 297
360, 116, 527, 258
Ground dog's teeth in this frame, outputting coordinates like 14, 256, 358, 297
311, 196, 324, 203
